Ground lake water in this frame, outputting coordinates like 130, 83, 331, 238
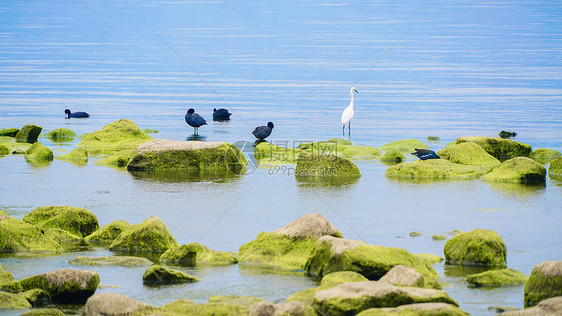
0, 1, 561, 315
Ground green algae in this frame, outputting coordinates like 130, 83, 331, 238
385, 159, 490, 180
69, 256, 152, 267
466, 268, 527, 287
208, 295, 265, 307
131, 298, 250, 316
0, 141, 31, 154
295, 152, 361, 178
78, 119, 151, 155
415, 254, 444, 265
0, 291, 32, 309
0, 144, 9, 156
299, 138, 381, 159
443, 229, 506, 267
432, 235, 447, 241
482, 157, 546, 183
23, 206, 99, 238
94, 148, 136, 167
109, 216, 179, 253
548, 157, 562, 181
44, 228, 82, 244
25, 142, 53, 162
254, 142, 301, 165
437, 142, 500, 166
56, 147, 88, 164
455, 136, 532, 161
84, 220, 131, 243
379, 139, 428, 152
160, 243, 238, 266
143, 129, 159, 134
0, 128, 19, 137
0, 217, 63, 253
15, 124, 42, 143
142, 265, 200, 285
524, 261, 562, 307
44, 128, 76, 142
378, 149, 405, 163
529, 148, 561, 164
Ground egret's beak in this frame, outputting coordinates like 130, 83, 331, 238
354, 89, 358, 93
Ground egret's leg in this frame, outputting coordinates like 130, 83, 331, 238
342, 124, 345, 136
348, 122, 351, 136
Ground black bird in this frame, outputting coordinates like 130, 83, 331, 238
64, 109, 89, 119
185, 108, 207, 134
213, 108, 232, 121
411, 148, 440, 160
252, 122, 274, 140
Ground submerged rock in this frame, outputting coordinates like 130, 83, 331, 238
109, 215, 179, 253
239, 213, 342, 270
379, 139, 429, 153
23, 206, 99, 238
385, 159, 490, 180
499, 130, 517, 138
126, 139, 247, 174
548, 157, 562, 181
437, 142, 501, 166
466, 268, 527, 287
56, 147, 88, 163
160, 243, 238, 266
83, 292, 149, 316
84, 220, 131, 243
524, 261, 562, 307
529, 148, 561, 164
15, 124, 42, 143
482, 157, 546, 183
69, 256, 153, 267
142, 265, 200, 285
299, 138, 381, 159
502, 296, 562, 315
295, 152, 361, 178
0, 216, 62, 252
357, 303, 469, 316
455, 136, 532, 161
78, 119, 151, 155
44, 128, 76, 141
25, 142, 53, 162
0, 128, 19, 137
444, 228, 506, 267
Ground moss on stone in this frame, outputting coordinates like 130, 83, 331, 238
385, 159, 490, 180
437, 142, 501, 166
21, 288, 51, 306
160, 243, 238, 266
15, 124, 42, 143
0, 141, 31, 154
160, 298, 249, 315
0, 216, 62, 252
548, 157, 562, 181
44, 128, 76, 142
298, 139, 381, 159
0, 144, 9, 156
379, 139, 428, 152
482, 157, 546, 183
443, 229, 506, 267
0, 128, 19, 137
44, 228, 82, 243
84, 220, 131, 243
320, 271, 370, 288
25, 142, 53, 162
143, 129, 159, 134
94, 148, 136, 167
208, 295, 265, 307
69, 256, 152, 267
23, 206, 99, 238
529, 148, 561, 164
77, 119, 151, 155
108, 216, 179, 253
142, 265, 200, 285
56, 147, 88, 164
254, 142, 301, 165
20, 308, 65, 316
295, 152, 361, 178
524, 261, 562, 307
456, 136, 532, 161
378, 149, 405, 163
0, 291, 32, 309
356, 303, 469, 316
466, 268, 527, 287
432, 235, 447, 241
415, 254, 444, 264
0, 269, 15, 284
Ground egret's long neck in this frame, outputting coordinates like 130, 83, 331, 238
349, 89, 355, 108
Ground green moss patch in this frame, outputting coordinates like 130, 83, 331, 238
357, 303, 469, 316
548, 157, 562, 181
466, 268, 527, 287
444, 229, 506, 267
78, 119, 151, 155
70, 256, 153, 267
0, 291, 32, 309
385, 159, 490, 180
437, 142, 500, 166
109, 216, 178, 253
15, 124, 42, 143
298, 139, 381, 159
295, 152, 361, 178
142, 265, 200, 285
44, 228, 82, 243
529, 148, 561, 164
0, 217, 62, 252
482, 157, 546, 183
456, 136, 532, 161
85, 220, 131, 243
94, 148, 136, 167
378, 149, 405, 163
23, 206, 99, 238
254, 142, 301, 165
0, 128, 19, 137
20, 308, 65, 316
56, 147, 88, 164
379, 139, 428, 152
160, 243, 238, 266
524, 261, 562, 307
25, 142, 53, 162
45, 128, 76, 142
0, 144, 9, 156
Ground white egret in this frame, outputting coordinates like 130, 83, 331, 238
341, 86, 358, 136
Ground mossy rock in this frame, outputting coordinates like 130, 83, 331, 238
378, 149, 405, 163
508, 296, 562, 316
304, 236, 440, 287
254, 141, 301, 165
456, 136, 532, 161
142, 265, 200, 285
0, 144, 9, 156
0, 141, 31, 154
0, 269, 15, 284
432, 235, 447, 241
15, 124, 42, 143
529, 148, 561, 164
25, 142, 53, 162
21, 288, 51, 306
94, 148, 136, 167
143, 129, 159, 134
524, 260, 562, 307
0, 269, 100, 304
250, 301, 316, 316
548, 157, 562, 181
44, 228, 82, 243
356, 302, 469, 316
160, 243, 238, 266
82, 292, 149, 316
69, 256, 153, 267
127, 139, 247, 174
287, 272, 368, 307
78, 119, 151, 155
109, 216, 179, 253
295, 152, 361, 177
208, 295, 265, 307
437, 142, 501, 166
443, 228, 506, 267
482, 157, 546, 183
298, 139, 381, 160
0, 128, 19, 137
385, 159, 490, 180
415, 254, 444, 264
20, 308, 65, 316
466, 268, 527, 287
0, 291, 32, 309
0, 216, 63, 252
131, 297, 250, 315
44, 128, 77, 142
56, 147, 88, 163
23, 206, 99, 238
85, 220, 131, 243
379, 139, 428, 152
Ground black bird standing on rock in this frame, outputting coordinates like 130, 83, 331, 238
252, 122, 274, 140
411, 148, 440, 160
213, 108, 232, 121
185, 108, 207, 134
64, 109, 89, 119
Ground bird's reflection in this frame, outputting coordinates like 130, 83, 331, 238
186, 134, 207, 141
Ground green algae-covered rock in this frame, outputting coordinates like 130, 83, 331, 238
20, 308, 65, 316
548, 157, 562, 181
529, 148, 561, 164
504, 296, 562, 316
254, 141, 301, 165
379, 139, 428, 152
70, 256, 152, 267
432, 235, 447, 241
295, 152, 361, 177
0, 267, 15, 285
378, 149, 405, 163
44, 228, 82, 243
160, 243, 238, 266
239, 213, 342, 271
25, 142, 53, 162
23, 206, 99, 238
84, 220, 131, 243
0, 216, 62, 252
131, 297, 250, 315
0, 141, 30, 155
144, 129, 159, 134
0, 291, 32, 309
0, 269, 99, 304
313, 281, 457, 315
78, 119, 151, 155
378, 265, 435, 288
415, 254, 444, 265
456, 136, 532, 161
208, 295, 265, 307
304, 236, 440, 287
21, 288, 51, 306
82, 292, 148, 316
443, 228, 506, 267
44, 128, 76, 142
299, 138, 381, 159
250, 300, 316, 316
15, 124, 42, 143
437, 142, 501, 166
357, 302, 469, 316
0, 128, 19, 137
56, 147, 88, 163
94, 148, 136, 167
466, 268, 527, 287
109, 215, 179, 253
524, 261, 562, 307
142, 265, 200, 285
0, 144, 9, 156
127, 139, 247, 174
385, 159, 490, 180
482, 157, 546, 183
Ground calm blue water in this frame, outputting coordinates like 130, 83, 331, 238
1, 1, 561, 315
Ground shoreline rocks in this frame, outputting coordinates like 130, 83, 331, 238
444, 229, 507, 267
23, 206, 99, 238
482, 157, 546, 183
160, 243, 238, 266
24, 142, 53, 162
466, 268, 528, 287
0, 216, 63, 252
142, 265, 200, 285
295, 152, 361, 178
385, 159, 490, 180
524, 261, 562, 307
77, 119, 151, 155
455, 136, 532, 161
15, 124, 42, 143
109, 215, 179, 253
